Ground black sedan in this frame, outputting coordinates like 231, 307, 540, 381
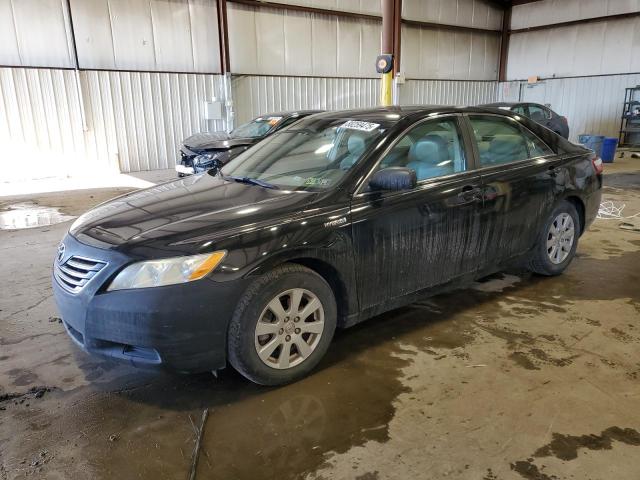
483, 102, 570, 139
53, 106, 602, 385
176, 110, 323, 176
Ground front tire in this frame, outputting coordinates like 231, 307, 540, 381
228, 263, 337, 385
528, 200, 580, 276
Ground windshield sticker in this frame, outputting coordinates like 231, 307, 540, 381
304, 177, 332, 187
339, 120, 380, 132
267, 116, 283, 126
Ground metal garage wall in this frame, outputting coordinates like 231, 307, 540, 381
511, 0, 640, 30
399, 79, 500, 105
400, 0, 502, 81
227, 3, 381, 78
507, 0, 640, 80
0, 0, 221, 73
231, 75, 379, 123
401, 26, 500, 80
512, 74, 640, 142
507, 16, 640, 79
70, 0, 221, 73
0, 68, 86, 182
81, 71, 226, 172
0, 0, 75, 68
402, 0, 503, 30
265, 0, 381, 16
0, 67, 225, 180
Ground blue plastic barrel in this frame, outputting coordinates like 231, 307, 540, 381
578, 134, 605, 157
601, 137, 618, 163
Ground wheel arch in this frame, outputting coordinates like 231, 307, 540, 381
564, 195, 586, 235
286, 257, 352, 327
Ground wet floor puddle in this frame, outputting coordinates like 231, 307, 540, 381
0, 202, 75, 230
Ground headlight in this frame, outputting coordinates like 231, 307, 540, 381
107, 251, 226, 291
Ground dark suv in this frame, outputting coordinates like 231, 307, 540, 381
483, 102, 569, 139
54, 106, 601, 385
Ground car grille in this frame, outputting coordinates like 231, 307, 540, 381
54, 256, 107, 293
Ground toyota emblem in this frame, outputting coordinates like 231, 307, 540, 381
57, 243, 66, 263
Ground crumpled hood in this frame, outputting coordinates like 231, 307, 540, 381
70, 173, 317, 254
183, 132, 257, 152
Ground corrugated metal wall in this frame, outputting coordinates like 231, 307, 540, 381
0, 68, 85, 181
227, 3, 381, 78
0, 0, 221, 73
0, 68, 225, 180
511, 0, 640, 30
401, 26, 500, 80
514, 74, 640, 142
508, 0, 640, 80
0, 0, 75, 68
81, 70, 225, 172
402, 0, 503, 30
399, 79, 500, 105
230, 76, 506, 125
232, 75, 380, 123
508, 17, 640, 79
265, 0, 381, 15
22, 0, 638, 180
70, 0, 221, 73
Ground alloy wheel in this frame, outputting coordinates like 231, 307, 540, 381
546, 212, 575, 264
254, 288, 325, 369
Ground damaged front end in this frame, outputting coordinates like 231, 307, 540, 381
176, 148, 231, 176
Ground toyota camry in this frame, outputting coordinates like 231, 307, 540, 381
53, 106, 602, 385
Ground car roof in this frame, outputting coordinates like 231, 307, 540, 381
300, 105, 519, 126
484, 102, 519, 107
483, 102, 549, 108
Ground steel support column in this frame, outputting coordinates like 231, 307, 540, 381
216, 0, 234, 131
380, 0, 395, 106
498, 5, 512, 82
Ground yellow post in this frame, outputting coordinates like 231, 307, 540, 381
380, 71, 393, 106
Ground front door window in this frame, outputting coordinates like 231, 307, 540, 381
374, 118, 467, 182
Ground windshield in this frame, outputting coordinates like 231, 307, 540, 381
230, 116, 283, 139
219, 118, 386, 191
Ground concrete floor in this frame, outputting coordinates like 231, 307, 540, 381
0, 156, 639, 480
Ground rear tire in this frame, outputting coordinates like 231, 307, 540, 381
228, 263, 337, 386
528, 200, 580, 276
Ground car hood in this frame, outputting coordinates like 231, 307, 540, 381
70, 173, 320, 254
183, 132, 257, 151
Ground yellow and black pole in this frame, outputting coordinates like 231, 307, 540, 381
378, 0, 400, 106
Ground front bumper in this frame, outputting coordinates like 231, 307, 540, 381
52, 234, 250, 373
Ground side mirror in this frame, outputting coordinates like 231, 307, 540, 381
369, 167, 417, 191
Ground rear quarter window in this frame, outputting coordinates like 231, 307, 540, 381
468, 115, 552, 167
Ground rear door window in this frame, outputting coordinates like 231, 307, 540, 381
512, 105, 527, 116
521, 127, 554, 158
468, 115, 551, 167
528, 104, 552, 121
